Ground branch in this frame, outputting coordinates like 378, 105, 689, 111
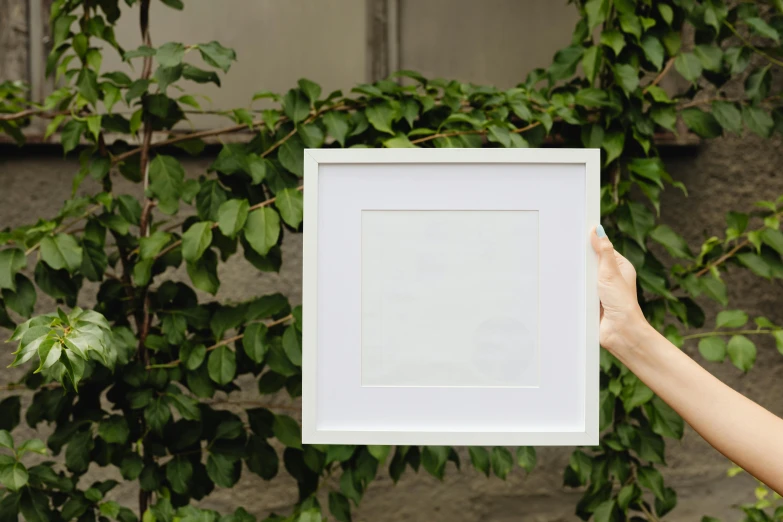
410, 120, 543, 145
693, 239, 750, 278
682, 329, 776, 341
204, 398, 300, 413
145, 314, 294, 369
642, 58, 675, 94
724, 20, 783, 69
0, 108, 70, 122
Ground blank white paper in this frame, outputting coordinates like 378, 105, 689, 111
361, 210, 539, 387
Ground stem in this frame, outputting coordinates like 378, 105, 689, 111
724, 20, 783, 69
642, 58, 675, 94
410, 120, 543, 145
137, 1, 154, 516
694, 239, 750, 279
145, 314, 293, 369
682, 329, 775, 341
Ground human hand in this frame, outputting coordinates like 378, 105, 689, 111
590, 226, 648, 356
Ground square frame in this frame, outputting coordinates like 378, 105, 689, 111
303, 148, 600, 446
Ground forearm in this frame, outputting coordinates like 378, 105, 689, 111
612, 321, 783, 495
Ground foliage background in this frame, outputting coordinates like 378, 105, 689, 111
1, 1, 779, 513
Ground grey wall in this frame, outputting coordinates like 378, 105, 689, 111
2, 129, 783, 520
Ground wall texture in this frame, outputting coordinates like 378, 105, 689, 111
1, 129, 782, 521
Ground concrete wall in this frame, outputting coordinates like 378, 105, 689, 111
2, 130, 783, 520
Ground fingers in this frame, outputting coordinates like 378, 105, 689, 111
591, 225, 621, 281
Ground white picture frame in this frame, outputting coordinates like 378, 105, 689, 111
302, 148, 600, 446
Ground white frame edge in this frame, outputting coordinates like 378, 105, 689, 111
302, 148, 601, 446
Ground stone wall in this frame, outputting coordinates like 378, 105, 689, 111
1, 129, 782, 520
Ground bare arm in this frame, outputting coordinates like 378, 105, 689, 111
592, 226, 783, 495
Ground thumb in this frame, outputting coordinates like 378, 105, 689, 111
591, 225, 621, 281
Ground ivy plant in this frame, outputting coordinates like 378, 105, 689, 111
2, 0, 783, 521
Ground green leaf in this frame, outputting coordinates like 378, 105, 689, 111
208, 345, 236, 385
282, 326, 302, 366
182, 222, 213, 262
149, 155, 185, 212
77, 69, 99, 105
602, 131, 624, 165
701, 274, 728, 306
65, 430, 94, 472
168, 393, 201, 421
323, 111, 350, 147
60, 120, 86, 155
217, 199, 249, 239
745, 17, 780, 41
645, 396, 683, 439
272, 414, 302, 449
283, 89, 310, 123
275, 188, 304, 228
98, 415, 130, 444
297, 122, 325, 148
187, 251, 220, 295
329, 492, 351, 522
712, 101, 742, 134
724, 47, 751, 76
574, 88, 611, 108
0, 431, 12, 449
641, 36, 664, 70
638, 466, 666, 500
244, 207, 280, 257
206, 453, 240, 488
659, 4, 673, 24
366, 102, 396, 134
0, 249, 26, 291
422, 446, 449, 480
40, 234, 83, 272
197, 41, 236, 72
651, 105, 677, 132
628, 157, 666, 188
743, 105, 774, 138
0, 462, 28, 491
298, 78, 322, 103
619, 14, 641, 38
383, 133, 416, 148
549, 46, 583, 80
278, 136, 305, 177
646, 85, 672, 103
139, 230, 171, 260
716, 310, 748, 328
727, 335, 756, 372
617, 202, 654, 248
490, 447, 513, 479
243, 323, 268, 364
698, 336, 727, 362
593, 500, 616, 522
737, 252, 774, 278
144, 398, 171, 434
468, 447, 490, 477
649, 225, 692, 258
675, 52, 703, 82
682, 108, 722, 138
166, 456, 192, 494
693, 45, 723, 72
600, 30, 626, 56
516, 446, 537, 473
585, 0, 609, 30
761, 228, 783, 255
746, 66, 771, 102
582, 45, 602, 85
156, 42, 185, 67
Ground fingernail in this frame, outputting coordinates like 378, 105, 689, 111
596, 225, 606, 238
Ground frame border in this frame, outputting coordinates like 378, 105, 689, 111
302, 148, 600, 446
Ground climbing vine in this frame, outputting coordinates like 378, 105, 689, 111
1, 0, 783, 521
